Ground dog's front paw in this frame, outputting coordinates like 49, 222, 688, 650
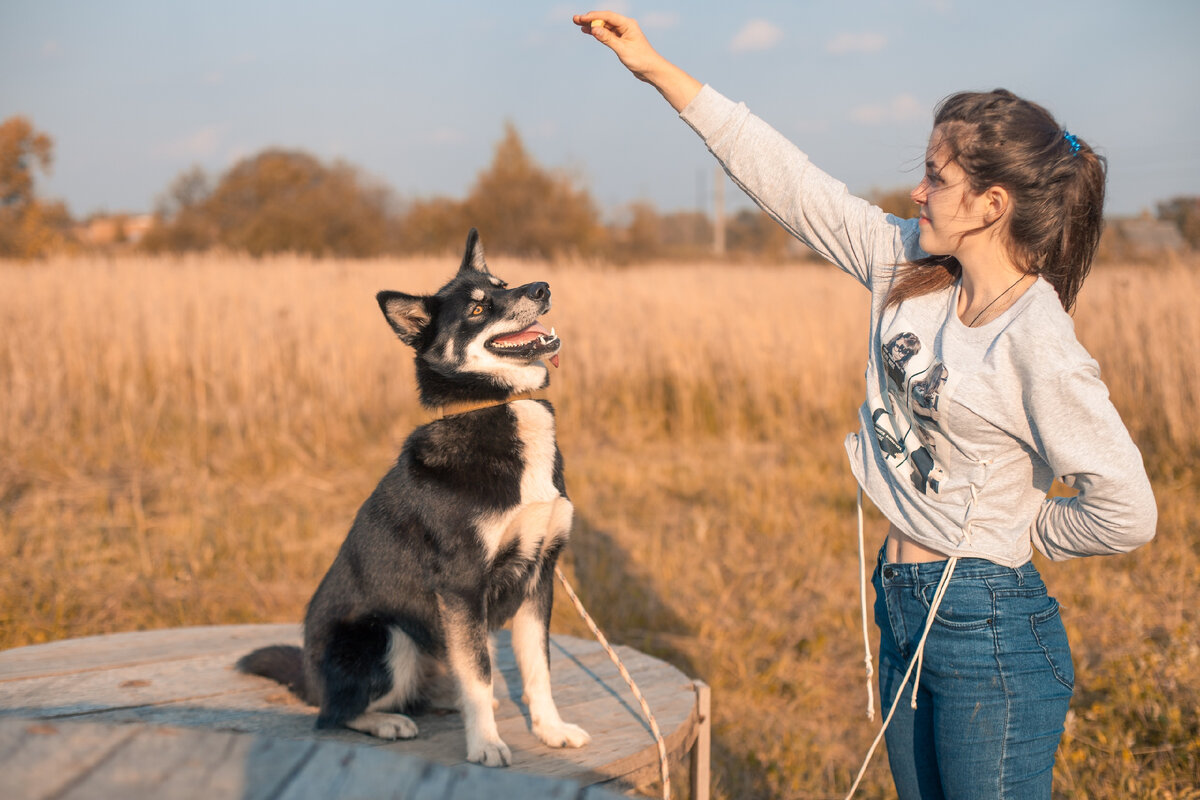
467, 734, 513, 767
534, 719, 591, 749
345, 712, 419, 740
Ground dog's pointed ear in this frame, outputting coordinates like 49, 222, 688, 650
458, 228, 490, 276
377, 291, 435, 346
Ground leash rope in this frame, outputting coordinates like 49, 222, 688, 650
844, 555, 960, 799
555, 566, 672, 800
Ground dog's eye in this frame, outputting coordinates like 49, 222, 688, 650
470, 304, 484, 317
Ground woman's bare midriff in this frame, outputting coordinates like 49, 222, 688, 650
886, 522, 950, 564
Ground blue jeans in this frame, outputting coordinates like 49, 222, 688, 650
873, 547, 1074, 799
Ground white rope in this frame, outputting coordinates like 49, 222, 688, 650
856, 486, 875, 721
909, 557, 956, 708
555, 566, 672, 800
844, 555, 958, 799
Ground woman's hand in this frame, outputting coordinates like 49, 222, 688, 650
573, 11, 702, 112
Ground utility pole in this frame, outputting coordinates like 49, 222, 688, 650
713, 166, 726, 256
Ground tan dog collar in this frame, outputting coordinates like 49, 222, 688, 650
434, 391, 542, 420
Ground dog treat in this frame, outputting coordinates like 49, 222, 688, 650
590, 19, 606, 29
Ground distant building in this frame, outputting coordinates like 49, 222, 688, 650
78, 213, 155, 247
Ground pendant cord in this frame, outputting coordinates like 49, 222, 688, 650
967, 273, 1028, 327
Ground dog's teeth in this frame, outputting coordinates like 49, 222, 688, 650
549, 327, 556, 338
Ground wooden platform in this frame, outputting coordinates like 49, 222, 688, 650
0, 624, 710, 799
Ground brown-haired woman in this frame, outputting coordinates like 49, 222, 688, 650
575, 11, 1156, 799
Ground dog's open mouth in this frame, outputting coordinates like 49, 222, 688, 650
486, 322, 561, 368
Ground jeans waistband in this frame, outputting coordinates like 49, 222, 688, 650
876, 544, 1037, 584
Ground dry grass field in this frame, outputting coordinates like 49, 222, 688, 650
1, 253, 1197, 798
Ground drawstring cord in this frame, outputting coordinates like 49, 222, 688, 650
846, 485, 959, 799
908, 557, 957, 708
856, 486, 875, 722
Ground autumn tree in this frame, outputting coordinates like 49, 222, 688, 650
394, 196, 468, 254
144, 150, 395, 257
140, 166, 215, 253
458, 123, 602, 259
0, 116, 73, 258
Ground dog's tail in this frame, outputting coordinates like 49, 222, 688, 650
236, 645, 312, 704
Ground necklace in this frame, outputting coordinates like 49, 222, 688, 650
967, 273, 1029, 327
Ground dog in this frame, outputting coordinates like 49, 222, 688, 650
238, 228, 589, 767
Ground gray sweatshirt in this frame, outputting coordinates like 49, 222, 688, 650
681, 85, 1156, 566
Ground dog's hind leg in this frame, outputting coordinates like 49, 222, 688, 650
348, 626, 424, 739
438, 593, 511, 767
316, 618, 420, 740
512, 547, 590, 750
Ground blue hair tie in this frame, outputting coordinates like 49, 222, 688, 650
1063, 130, 1081, 156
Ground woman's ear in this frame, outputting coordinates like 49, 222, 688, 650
983, 185, 1010, 226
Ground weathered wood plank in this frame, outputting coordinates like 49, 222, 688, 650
0, 625, 304, 682
0, 653, 268, 718
0, 718, 141, 800
0, 625, 707, 797
0, 717, 627, 800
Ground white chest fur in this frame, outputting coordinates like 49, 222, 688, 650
473, 400, 573, 563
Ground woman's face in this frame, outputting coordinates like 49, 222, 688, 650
910, 128, 991, 258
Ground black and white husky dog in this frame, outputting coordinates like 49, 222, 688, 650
238, 229, 589, 767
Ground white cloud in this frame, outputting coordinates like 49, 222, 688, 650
153, 125, 228, 160
826, 32, 887, 55
850, 94, 925, 126
730, 19, 783, 53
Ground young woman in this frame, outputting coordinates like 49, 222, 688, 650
574, 11, 1157, 799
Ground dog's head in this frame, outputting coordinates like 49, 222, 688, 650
377, 229, 562, 407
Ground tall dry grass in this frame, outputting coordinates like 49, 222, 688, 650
1, 254, 1197, 798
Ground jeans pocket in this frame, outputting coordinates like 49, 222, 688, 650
872, 565, 890, 630
920, 580, 994, 631
1031, 598, 1075, 691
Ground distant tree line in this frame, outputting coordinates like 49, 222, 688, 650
136, 121, 824, 262
2, 113, 1198, 261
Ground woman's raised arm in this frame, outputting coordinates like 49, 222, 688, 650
573, 11, 702, 112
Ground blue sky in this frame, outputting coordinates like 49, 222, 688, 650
3, 1, 1198, 221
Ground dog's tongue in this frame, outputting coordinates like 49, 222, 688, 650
492, 322, 550, 345
493, 323, 560, 368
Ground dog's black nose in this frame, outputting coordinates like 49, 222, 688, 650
524, 282, 550, 301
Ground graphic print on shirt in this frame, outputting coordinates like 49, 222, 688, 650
872, 331, 950, 495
